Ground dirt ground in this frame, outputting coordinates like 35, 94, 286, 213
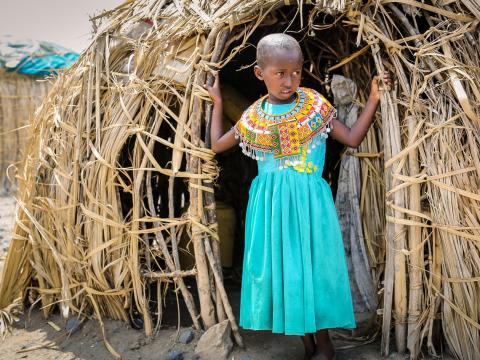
1, 310, 418, 360
0, 195, 454, 360
0, 311, 375, 360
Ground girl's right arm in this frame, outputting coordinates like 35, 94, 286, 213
207, 73, 239, 153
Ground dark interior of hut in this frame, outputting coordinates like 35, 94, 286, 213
124, 4, 381, 329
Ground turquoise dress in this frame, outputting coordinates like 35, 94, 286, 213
238, 99, 356, 335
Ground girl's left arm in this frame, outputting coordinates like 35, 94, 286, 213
330, 71, 392, 148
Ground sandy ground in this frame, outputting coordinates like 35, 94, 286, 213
0, 310, 416, 360
0, 195, 454, 360
0, 311, 454, 360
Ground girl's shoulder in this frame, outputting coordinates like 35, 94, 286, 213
299, 87, 334, 109
297, 87, 336, 123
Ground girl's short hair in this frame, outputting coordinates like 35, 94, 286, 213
256, 33, 303, 67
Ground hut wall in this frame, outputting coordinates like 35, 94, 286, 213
0, 71, 50, 193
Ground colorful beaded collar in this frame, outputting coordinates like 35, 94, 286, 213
234, 87, 336, 165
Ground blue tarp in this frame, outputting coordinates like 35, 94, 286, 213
0, 36, 79, 77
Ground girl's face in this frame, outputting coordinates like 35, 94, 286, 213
254, 48, 303, 104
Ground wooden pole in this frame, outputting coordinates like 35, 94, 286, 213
406, 116, 423, 356
371, 42, 407, 355
187, 27, 224, 329
204, 28, 231, 324
204, 238, 244, 347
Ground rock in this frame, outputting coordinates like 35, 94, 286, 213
194, 320, 232, 360
238, 355, 251, 360
191, 355, 201, 360
130, 309, 144, 330
167, 349, 184, 360
178, 329, 195, 344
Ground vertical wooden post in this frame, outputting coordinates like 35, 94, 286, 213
371, 44, 407, 355
186, 27, 223, 329
204, 28, 231, 324
407, 113, 423, 357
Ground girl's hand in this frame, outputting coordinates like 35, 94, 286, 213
370, 71, 393, 101
206, 72, 222, 104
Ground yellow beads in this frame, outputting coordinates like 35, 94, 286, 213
286, 146, 318, 174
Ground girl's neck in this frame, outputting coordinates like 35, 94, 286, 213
266, 92, 298, 105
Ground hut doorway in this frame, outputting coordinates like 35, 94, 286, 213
208, 3, 384, 333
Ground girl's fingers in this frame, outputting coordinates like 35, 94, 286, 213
376, 71, 393, 86
209, 72, 219, 88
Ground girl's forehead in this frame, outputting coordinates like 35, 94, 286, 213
261, 48, 303, 68
269, 56, 302, 67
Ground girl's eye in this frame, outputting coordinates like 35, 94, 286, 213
277, 72, 284, 76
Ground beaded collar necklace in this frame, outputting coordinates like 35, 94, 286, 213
234, 87, 336, 167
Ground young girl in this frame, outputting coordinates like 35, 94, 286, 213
207, 33, 391, 360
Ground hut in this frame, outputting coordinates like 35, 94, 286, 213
0, 71, 49, 193
1, 0, 479, 359
0, 38, 79, 193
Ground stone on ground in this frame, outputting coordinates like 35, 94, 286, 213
194, 320, 232, 360
167, 348, 183, 360
178, 329, 195, 344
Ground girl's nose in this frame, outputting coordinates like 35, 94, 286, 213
283, 75, 292, 87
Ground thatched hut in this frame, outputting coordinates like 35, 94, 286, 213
1, 0, 479, 359
0, 71, 50, 193
0, 38, 79, 193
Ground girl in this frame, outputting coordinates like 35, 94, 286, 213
207, 33, 392, 360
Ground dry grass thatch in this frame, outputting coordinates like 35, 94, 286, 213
0, 71, 51, 193
0, 0, 479, 358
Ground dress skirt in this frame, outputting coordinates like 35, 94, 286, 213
239, 166, 356, 335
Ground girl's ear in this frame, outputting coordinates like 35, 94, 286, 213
254, 65, 263, 81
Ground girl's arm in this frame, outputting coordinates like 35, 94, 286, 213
330, 71, 392, 148
206, 73, 239, 153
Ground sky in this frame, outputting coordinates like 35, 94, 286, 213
0, 0, 122, 53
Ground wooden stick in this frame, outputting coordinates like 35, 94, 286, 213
391, 92, 408, 355
203, 238, 244, 347
406, 116, 423, 357
186, 27, 223, 329
142, 269, 198, 279
370, 42, 407, 355
204, 28, 231, 324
